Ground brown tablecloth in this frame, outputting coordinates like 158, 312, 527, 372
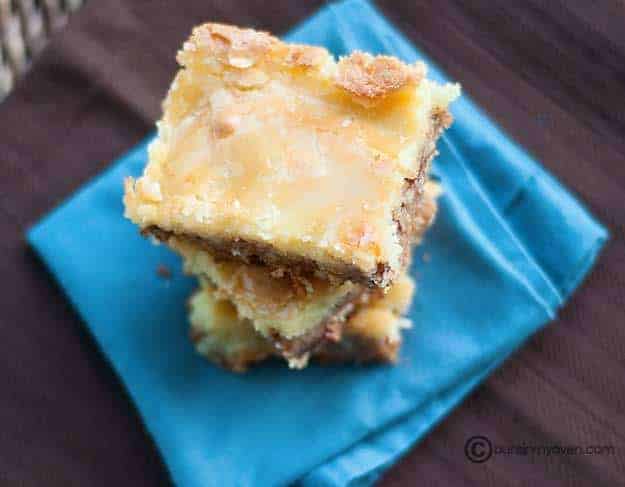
1, 1, 623, 485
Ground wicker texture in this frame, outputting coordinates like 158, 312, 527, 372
0, 0, 84, 98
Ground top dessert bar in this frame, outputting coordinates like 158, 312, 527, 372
124, 23, 459, 287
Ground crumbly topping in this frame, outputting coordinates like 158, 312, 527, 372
178, 23, 426, 103
335, 52, 426, 102
284, 44, 329, 69
179, 23, 278, 69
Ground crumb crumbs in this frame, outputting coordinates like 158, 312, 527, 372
156, 264, 172, 279
422, 252, 431, 263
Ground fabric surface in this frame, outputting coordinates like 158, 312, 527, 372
25, 1, 607, 486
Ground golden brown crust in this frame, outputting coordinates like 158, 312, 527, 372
179, 24, 427, 104
179, 23, 278, 68
283, 44, 329, 69
144, 226, 380, 285
335, 51, 425, 101
179, 22, 332, 73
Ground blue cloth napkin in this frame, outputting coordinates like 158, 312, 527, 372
28, 1, 607, 485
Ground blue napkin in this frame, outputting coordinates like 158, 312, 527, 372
28, 1, 607, 485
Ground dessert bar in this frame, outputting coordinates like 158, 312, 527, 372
189, 273, 415, 371
124, 23, 458, 287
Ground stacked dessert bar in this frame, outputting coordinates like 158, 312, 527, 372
124, 23, 459, 371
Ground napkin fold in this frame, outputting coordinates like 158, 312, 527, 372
28, 1, 607, 485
